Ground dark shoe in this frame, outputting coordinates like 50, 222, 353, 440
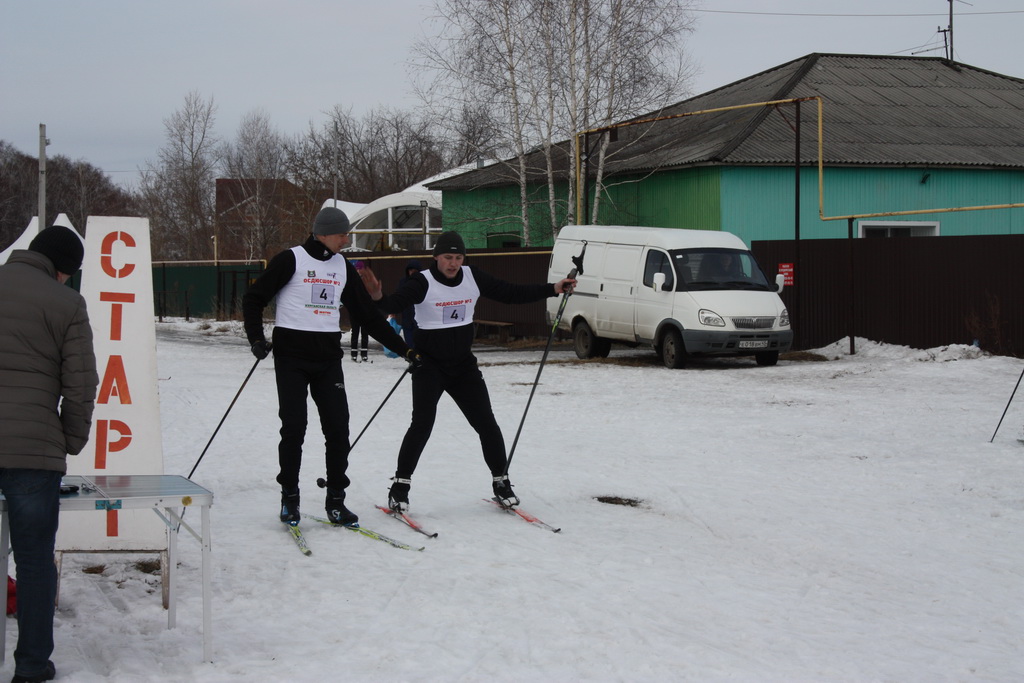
280, 487, 300, 524
492, 476, 519, 508
12, 660, 56, 683
388, 477, 411, 513
350, 351, 359, 362
361, 351, 369, 362
326, 488, 358, 526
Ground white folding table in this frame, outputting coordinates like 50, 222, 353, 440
0, 474, 214, 663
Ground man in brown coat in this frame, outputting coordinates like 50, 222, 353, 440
0, 225, 98, 683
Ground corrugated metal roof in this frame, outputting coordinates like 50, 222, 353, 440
431, 53, 1024, 191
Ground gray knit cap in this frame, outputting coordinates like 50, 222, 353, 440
312, 207, 351, 236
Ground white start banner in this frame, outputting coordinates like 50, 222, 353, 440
57, 216, 166, 551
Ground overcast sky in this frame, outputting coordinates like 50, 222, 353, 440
2, 0, 1022, 191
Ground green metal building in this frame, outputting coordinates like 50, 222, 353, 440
430, 53, 1024, 247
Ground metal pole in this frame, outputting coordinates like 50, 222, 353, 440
794, 100, 801, 349
848, 217, 856, 356
38, 124, 48, 232
333, 121, 339, 208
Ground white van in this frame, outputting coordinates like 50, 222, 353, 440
546, 225, 792, 368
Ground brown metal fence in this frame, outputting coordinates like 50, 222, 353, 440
355, 247, 557, 339
751, 234, 1024, 356
172, 235, 1024, 356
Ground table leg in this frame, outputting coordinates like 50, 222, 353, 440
201, 504, 212, 662
167, 511, 177, 629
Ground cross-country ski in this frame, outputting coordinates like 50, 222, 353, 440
302, 513, 425, 551
284, 522, 312, 556
376, 505, 438, 538
485, 498, 561, 533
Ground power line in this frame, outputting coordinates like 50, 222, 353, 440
692, 9, 1023, 18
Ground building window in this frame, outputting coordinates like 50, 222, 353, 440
858, 221, 939, 238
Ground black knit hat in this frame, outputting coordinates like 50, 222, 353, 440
432, 231, 466, 256
312, 207, 351, 236
29, 225, 85, 274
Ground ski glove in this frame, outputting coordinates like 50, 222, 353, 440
251, 340, 273, 360
405, 349, 423, 373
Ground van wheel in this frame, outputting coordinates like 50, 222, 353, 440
573, 321, 610, 359
755, 350, 779, 366
660, 328, 687, 369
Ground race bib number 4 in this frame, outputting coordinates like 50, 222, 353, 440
311, 284, 335, 304
443, 304, 467, 324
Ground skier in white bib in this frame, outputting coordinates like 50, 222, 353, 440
243, 207, 419, 527
360, 231, 575, 512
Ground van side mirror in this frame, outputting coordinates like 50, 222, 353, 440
775, 272, 786, 294
652, 272, 667, 292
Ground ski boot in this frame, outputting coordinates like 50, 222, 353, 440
325, 488, 358, 526
280, 487, 300, 524
492, 475, 519, 508
388, 477, 411, 513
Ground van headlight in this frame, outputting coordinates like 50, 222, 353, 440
779, 308, 790, 327
699, 309, 725, 327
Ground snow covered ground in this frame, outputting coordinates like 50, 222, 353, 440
11, 320, 1024, 682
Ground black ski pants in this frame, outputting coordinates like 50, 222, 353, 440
395, 361, 506, 480
274, 354, 351, 493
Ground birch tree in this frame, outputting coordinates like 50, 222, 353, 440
415, 0, 696, 241
138, 91, 221, 260
220, 109, 290, 261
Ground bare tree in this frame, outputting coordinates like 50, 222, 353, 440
138, 91, 221, 260
285, 106, 449, 208
415, 0, 696, 242
0, 141, 39, 248
0, 141, 137, 248
219, 109, 294, 261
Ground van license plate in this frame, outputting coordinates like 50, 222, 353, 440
739, 340, 769, 349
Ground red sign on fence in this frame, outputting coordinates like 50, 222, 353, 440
779, 263, 794, 286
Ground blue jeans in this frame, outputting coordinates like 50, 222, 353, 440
0, 468, 61, 677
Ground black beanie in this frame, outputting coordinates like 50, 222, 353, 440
432, 231, 466, 256
29, 225, 85, 274
313, 207, 351, 236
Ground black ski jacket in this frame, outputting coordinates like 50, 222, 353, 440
374, 263, 555, 373
243, 236, 410, 362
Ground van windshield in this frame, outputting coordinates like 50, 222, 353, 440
668, 249, 774, 292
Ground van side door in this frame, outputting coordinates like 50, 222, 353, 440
634, 248, 675, 343
595, 244, 642, 338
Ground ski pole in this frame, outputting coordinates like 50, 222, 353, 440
177, 355, 264, 534
350, 366, 410, 450
187, 356, 262, 479
990, 363, 1024, 442
317, 367, 410, 491
505, 242, 586, 475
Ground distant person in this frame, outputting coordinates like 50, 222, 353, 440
243, 207, 417, 527
701, 252, 741, 280
399, 259, 422, 347
0, 225, 98, 683
349, 261, 371, 362
360, 231, 576, 512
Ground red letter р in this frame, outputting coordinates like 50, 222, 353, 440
94, 419, 132, 469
